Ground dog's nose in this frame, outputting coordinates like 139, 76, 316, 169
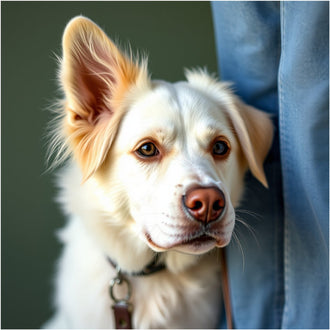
183, 186, 225, 223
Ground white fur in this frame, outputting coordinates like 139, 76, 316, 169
44, 16, 273, 329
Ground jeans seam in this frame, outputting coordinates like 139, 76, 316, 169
273, 166, 285, 329
272, 168, 280, 328
279, 2, 290, 328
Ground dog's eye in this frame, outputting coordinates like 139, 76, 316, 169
137, 142, 159, 158
212, 140, 230, 157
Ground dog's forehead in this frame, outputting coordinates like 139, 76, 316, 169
125, 81, 229, 130
115, 80, 233, 152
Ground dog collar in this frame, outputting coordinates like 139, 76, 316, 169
107, 253, 166, 277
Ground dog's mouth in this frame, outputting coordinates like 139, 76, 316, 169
173, 234, 215, 254
181, 234, 214, 246
145, 231, 230, 255
174, 233, 231, 254
143, 211, 235, 255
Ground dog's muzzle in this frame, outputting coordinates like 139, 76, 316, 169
182, 186, 226, 224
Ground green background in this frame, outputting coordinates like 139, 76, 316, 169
2, 2, 217, 328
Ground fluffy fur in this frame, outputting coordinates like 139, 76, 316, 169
45, 16, 273, 329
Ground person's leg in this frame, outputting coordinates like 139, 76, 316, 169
279, 2, 329, 328
212, 2, 284, 328
212, 1, 281, 115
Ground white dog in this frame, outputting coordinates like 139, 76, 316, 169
44, 16, 273, 329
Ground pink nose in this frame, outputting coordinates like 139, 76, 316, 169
183, 187, 225, 223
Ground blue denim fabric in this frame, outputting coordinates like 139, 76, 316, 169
211, 2, 329, 329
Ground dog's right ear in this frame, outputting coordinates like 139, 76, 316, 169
185, 69, 273, 188
225, 99, 274, 188
59, 16, 149, 180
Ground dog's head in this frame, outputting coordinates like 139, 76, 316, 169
53, 17, 273, 257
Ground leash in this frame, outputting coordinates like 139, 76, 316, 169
109, 266, 133, 329
220, 248, 234, 329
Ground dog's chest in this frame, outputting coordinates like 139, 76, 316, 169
54, 217, 222, 328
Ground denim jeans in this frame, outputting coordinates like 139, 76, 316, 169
211, 2, 329, 329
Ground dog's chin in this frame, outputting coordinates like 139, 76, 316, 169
144, 233, 231, 255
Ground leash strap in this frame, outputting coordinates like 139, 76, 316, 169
112, 302, 133, 329
220, 248, 233, 329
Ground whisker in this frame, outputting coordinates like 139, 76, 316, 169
235, 216, 260, 249
236, 208, 262, 221
232, 231, 245, 271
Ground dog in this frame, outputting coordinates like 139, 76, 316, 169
44, 16, 273, 329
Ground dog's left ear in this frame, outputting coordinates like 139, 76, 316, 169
59, 16, 149, 180
226, 98, 274, 188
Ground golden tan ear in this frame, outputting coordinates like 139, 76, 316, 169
226, 98, 274, 187
59, 16, 149, 180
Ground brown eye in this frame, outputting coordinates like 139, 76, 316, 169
212, 140, 230, 157
137, 142, 159, 158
